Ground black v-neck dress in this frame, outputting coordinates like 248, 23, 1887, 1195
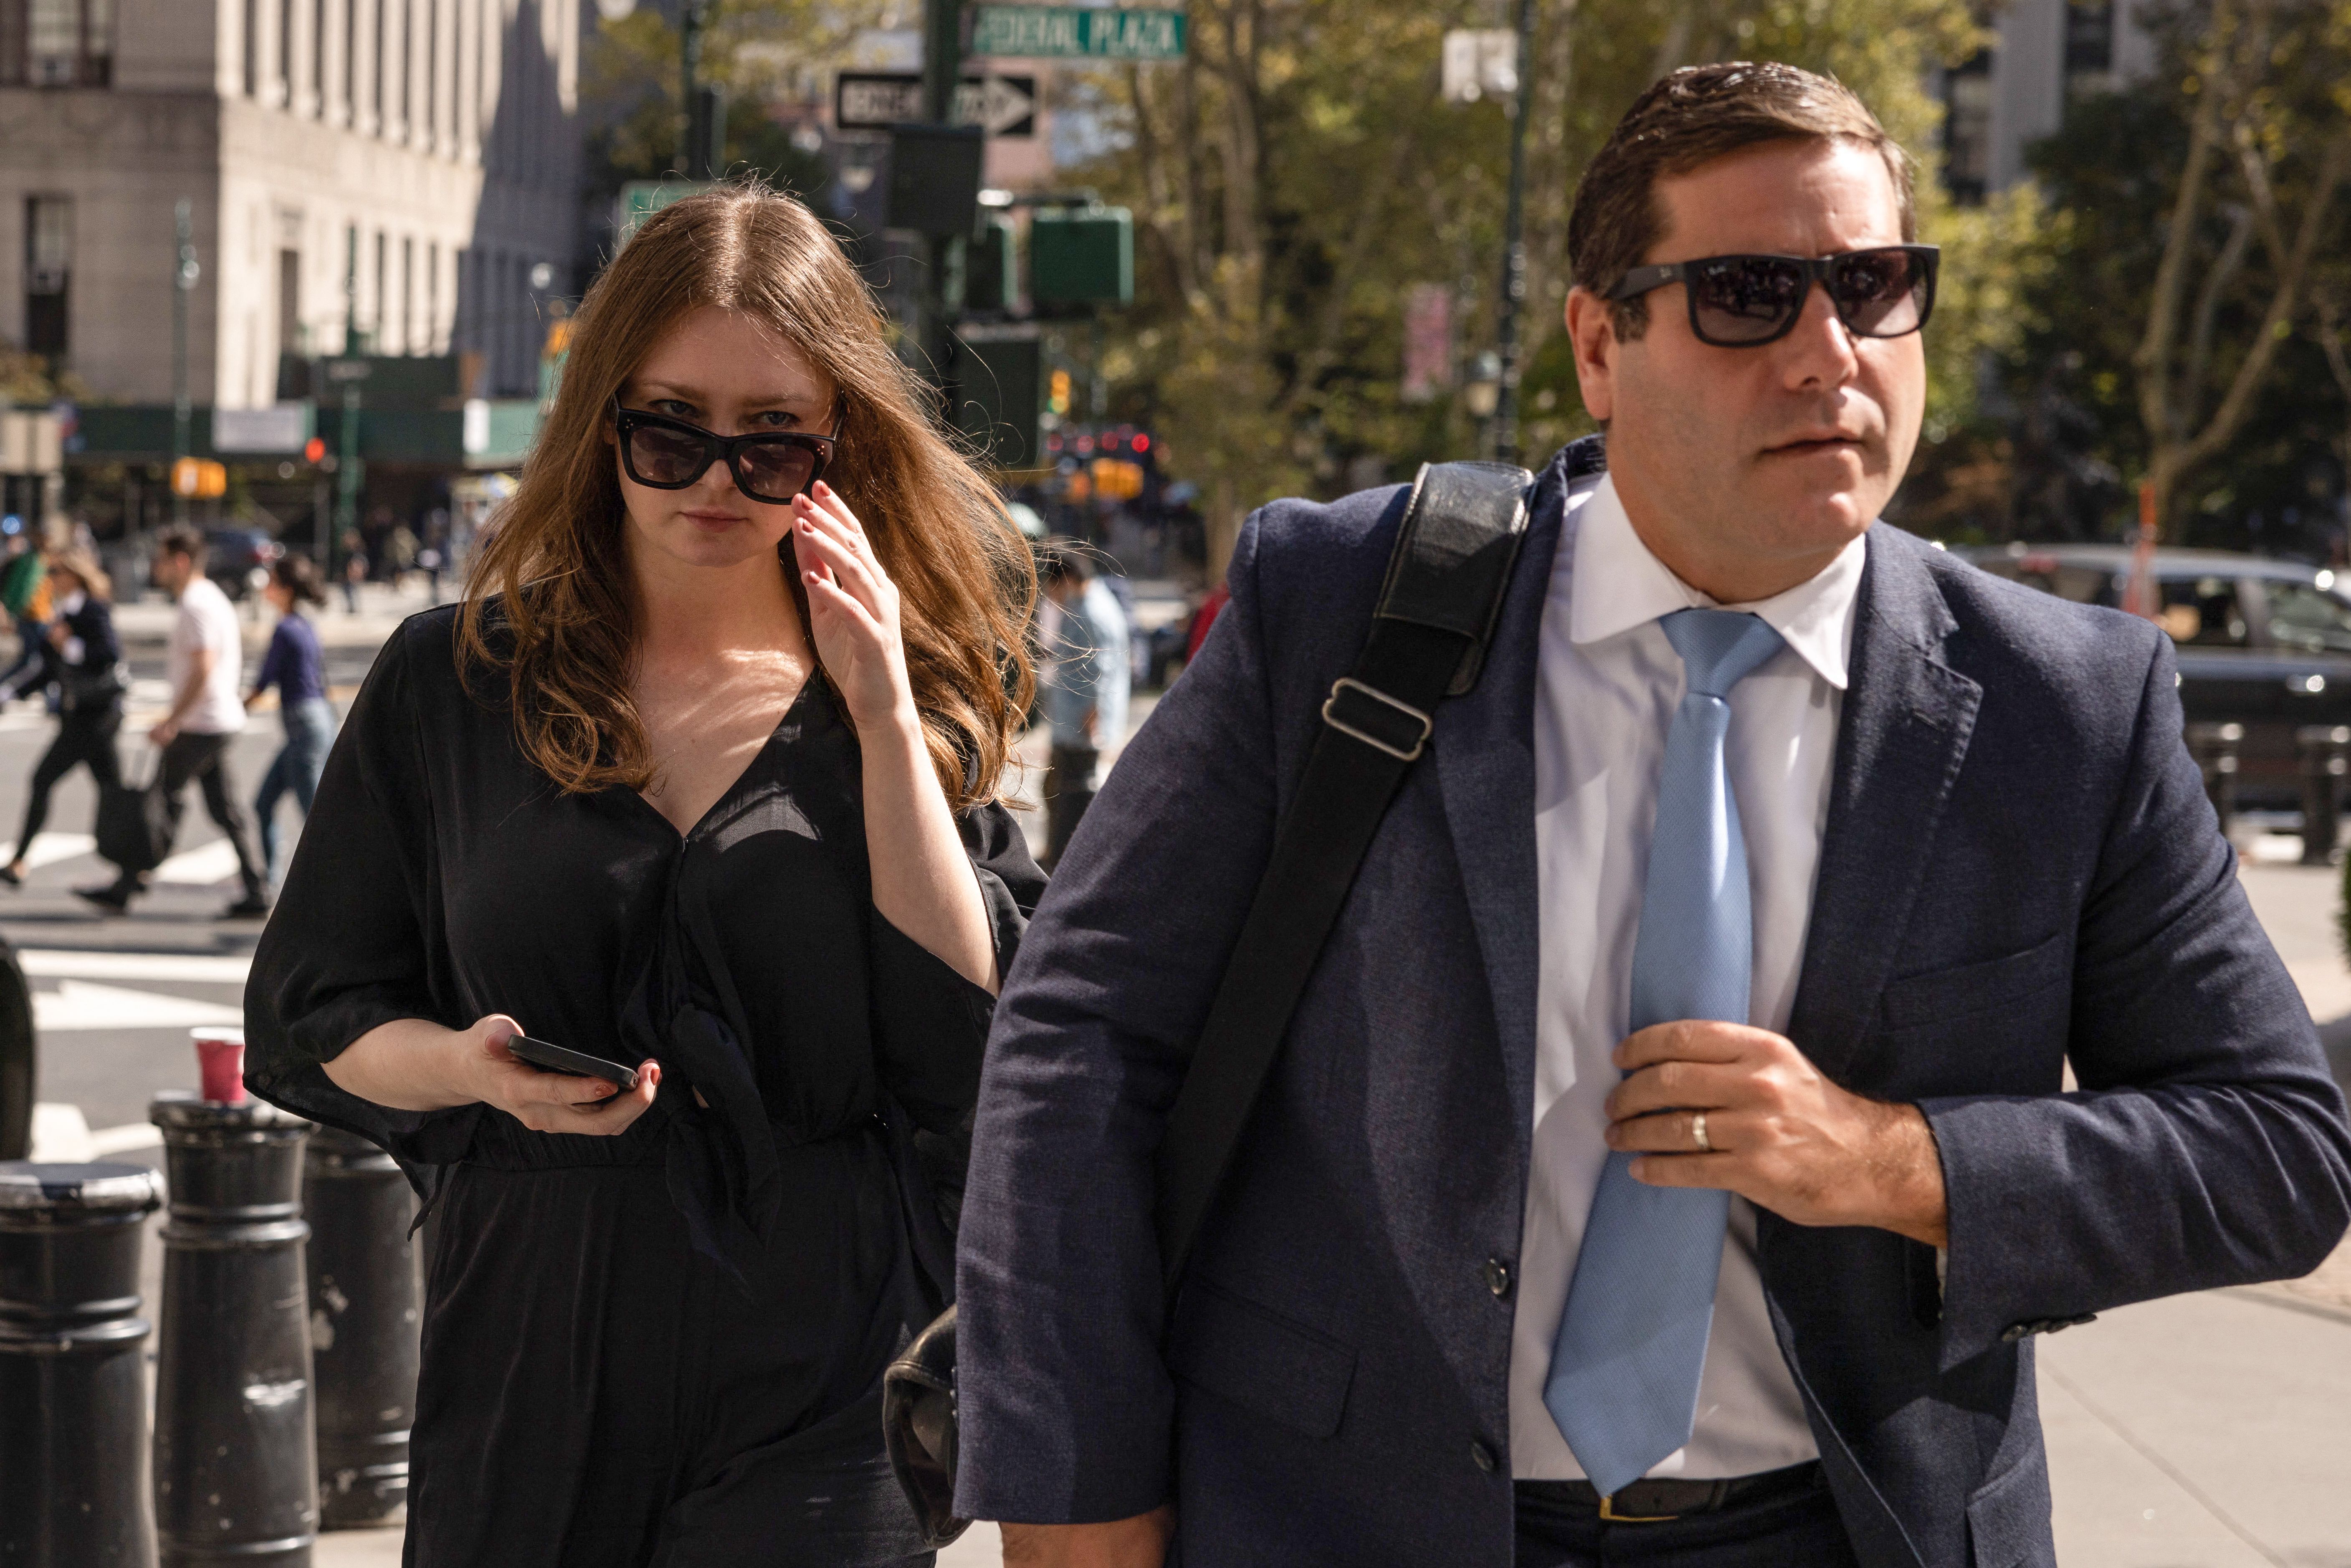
244, 604, 1044, 1567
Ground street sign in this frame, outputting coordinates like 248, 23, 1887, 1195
835, 72, 1037, 137
211, 404, 312, 453
1442, 29, 1518, 103
969, 6, 1187, 60
615, 180, 715, 245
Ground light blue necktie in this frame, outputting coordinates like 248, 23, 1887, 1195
1543, 608, 1786, 1497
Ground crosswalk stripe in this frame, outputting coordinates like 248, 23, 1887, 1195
18, 949, 253, 984
0, 832, 98, 869
33, 979, 244, 1032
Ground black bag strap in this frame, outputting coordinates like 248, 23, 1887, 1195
1154, 459, 1536, 1297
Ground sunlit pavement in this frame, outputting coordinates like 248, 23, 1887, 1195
14, 589, 2347, 1565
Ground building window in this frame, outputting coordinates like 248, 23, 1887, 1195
1942, 51, 1993, 206
25, 195, 71, 359
279, 247, 302, 358
3, 0, 113, 86
2066, 1, 2116, 98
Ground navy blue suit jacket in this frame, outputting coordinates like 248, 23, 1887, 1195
954, 444, 2351, 1567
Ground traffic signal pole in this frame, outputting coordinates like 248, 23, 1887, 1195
1488, 0, 1538, 467
920, 0, 965, 406
678, 2, 719, 179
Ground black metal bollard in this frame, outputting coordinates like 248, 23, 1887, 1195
150, 1093, 318, 1566
0, 1160, 165, 1568
302, 1125, 420, 1527
0, 936, 34, 1161
2186, 720, 2244, 838
2297, 724, 2351, 865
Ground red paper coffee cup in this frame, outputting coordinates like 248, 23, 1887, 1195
193, 1028, 247, 1104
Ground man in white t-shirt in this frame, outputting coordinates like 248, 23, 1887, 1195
79, 526, 271, 916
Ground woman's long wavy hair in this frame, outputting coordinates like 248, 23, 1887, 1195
458, 184, 1035, 812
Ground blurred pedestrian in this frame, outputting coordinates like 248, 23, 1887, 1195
339, 529, 367, 614
956, 63, 2351, 1568
0, 534, 51, 697
0, 550, 124, 886
245, 556, 334, 887
77, 526, 270, 918
1036, 542, 1129, 868
243, 183, 1043, 1565
385, 521, 419, 588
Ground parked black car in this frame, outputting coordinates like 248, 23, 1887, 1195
1959, 543, 2351, 809
202, 527, 283, 601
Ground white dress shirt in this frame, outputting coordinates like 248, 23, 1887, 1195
1507, 472, 1865, 1481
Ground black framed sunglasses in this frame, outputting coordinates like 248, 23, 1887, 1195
611, 399, 840, 504
1606, 245, 1939, 348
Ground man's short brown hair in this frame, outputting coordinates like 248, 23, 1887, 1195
154, 524, 206, 566
1568, 61, 1916, 339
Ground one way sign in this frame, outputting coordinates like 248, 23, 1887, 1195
835, 73, 1038, 138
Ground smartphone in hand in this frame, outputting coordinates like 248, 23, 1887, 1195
505, 1034, 643, 1093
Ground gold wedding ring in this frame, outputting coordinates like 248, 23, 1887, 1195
1691, 1111, 1712, 1153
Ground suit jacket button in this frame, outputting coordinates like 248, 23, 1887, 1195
1470, 1440, 1498, 1473
2000, 1324, 2029, 1343
1483, 1258, 1511, 1297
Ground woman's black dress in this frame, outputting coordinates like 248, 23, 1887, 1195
243, 604, 1043, 1567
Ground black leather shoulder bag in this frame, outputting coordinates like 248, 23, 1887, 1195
883, 456, 1549, 1545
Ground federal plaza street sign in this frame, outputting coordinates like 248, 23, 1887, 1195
969, 5, 1187, 60
835, 72, 1037, 137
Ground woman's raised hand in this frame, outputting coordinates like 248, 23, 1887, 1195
791, 482, 917, 736
459, 1015, 661, 1137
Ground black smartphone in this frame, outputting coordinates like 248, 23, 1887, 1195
506, 1034, 642, 1093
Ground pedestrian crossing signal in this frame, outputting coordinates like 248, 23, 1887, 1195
171, 458, 227, 498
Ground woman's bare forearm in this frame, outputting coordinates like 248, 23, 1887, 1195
860, 706, 998, 992
320, 1018, 478, 1110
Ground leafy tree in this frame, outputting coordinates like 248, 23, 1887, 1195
1989, 0, 2351, 557
2128, 0, 2351, 535
1050, 0, 2033, 573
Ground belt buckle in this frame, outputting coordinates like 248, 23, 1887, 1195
1598, 1493, 1678, 1524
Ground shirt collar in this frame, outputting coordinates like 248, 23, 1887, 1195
1565, 472, 1865, 691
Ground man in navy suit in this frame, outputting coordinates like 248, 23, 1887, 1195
954, 62, 2351, 1567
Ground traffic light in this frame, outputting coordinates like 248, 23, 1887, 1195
1090, 457, 1145, 501
1048, 369, 1072, 416
171, 458, 227, 499
303, 436, 326, 463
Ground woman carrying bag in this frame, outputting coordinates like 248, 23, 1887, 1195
242, 184, 1043, 1565
0, 550, 127, 887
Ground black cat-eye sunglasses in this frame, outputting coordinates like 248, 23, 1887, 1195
611, 398, 840, 504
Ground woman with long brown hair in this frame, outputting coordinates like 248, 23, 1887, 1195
243, 185, 1043, 1564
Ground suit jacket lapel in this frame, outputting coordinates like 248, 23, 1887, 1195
1787, 529, 1984, 1085
1434, 459, 1569, 1163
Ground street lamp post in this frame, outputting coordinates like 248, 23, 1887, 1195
1489, 0, 1539, 467
334, 228, 366, 562
172, 199, 198, 524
